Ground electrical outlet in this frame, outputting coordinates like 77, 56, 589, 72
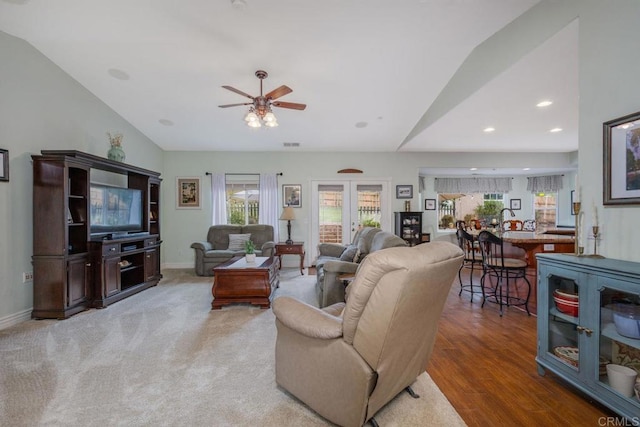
23, 271, 33, 283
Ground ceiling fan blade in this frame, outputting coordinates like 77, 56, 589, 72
218, 102, 252, 108
222, 85, 254, 100
264, 85, 292, 101
272, 101, 307, 110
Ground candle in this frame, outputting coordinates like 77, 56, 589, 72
574, 175, 580, 202
593, 202, 598, 227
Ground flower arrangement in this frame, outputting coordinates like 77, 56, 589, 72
244, 240, 256, 254
107, 132, 123, 148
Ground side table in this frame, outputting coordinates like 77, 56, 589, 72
275, 242, 305, 275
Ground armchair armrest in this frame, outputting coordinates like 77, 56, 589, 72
317, 242, 347, 258
190, 241, 213, 252
322, 260, 358, 274
272, 297, 343, 339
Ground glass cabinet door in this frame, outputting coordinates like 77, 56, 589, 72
546, 273, 582, 371
597, 278, 640, 404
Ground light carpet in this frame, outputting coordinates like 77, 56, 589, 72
0, 268, 466, 426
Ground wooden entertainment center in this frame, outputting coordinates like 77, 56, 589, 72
31, 150, 162, 319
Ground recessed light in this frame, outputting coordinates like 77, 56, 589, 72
283, 142, 300, 147
158, 119, 174, 126
483, 127, 495, 133
107, 68, 130, 81
550, 127, 563, 133
537, 100, 553, 107
355, 121, 368, 128
523, 168, 531, 171
469, 167, 478, 171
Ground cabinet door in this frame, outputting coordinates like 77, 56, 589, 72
537, 262, 591, 382
144, 248, 159, 281
594, 276, 640, 414
67, 257, 90, 307
104, 257, 121, 297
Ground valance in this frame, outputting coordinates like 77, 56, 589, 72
526, 175, 563, 193
434, 177, 512, 194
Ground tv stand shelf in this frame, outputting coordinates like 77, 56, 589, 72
32, 150, 162, 319
91, 235, 160, 308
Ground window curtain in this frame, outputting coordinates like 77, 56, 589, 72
526, 175, 563, 193
434, 177, 512, 193
259, 173, 279, 239
210, 173, 227, 225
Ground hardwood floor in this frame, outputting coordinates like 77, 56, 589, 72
427, 270, 618, 426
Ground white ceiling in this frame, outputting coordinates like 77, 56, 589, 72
0, 0, 578, 157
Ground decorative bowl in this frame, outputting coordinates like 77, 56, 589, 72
553, 289, 579, 317
554, 346, 579, 367
613, 303, 640, 339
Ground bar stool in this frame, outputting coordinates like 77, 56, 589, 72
477, 230, 531, 316
456, 228, 483, 302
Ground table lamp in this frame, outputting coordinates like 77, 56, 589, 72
280, 206, 296, 244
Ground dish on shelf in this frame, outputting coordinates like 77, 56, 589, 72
613, 303, 640, 339
553, 289, 579, 317
554, 346, 579, 367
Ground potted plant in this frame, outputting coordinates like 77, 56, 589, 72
245, 240, 256, 263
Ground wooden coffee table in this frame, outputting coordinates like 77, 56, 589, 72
211, 256, 280, 310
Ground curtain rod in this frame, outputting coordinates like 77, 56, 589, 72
205, 172, 283, 176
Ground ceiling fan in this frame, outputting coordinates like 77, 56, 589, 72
219, 70, 306, 127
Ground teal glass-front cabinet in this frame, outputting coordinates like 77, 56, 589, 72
537, 253, 640, 421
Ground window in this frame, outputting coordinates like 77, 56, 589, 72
533, 192, 557, 232
226, 174, 259, 225
436, 193, 505, 229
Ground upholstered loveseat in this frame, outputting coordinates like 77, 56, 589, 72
190, 224, 276, 276
315, 227, 408, 307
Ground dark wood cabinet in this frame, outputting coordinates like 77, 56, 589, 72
394, 211, 423, 246
32, 150, 162, 319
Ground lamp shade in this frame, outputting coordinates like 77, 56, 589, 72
280, 206, 296, 221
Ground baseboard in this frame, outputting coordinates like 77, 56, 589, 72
0, 308, 32, 331
161, 262, 192, 269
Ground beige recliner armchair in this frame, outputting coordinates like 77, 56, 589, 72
273, 241, 463, 427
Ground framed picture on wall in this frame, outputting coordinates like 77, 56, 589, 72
396, 185, 413, 199
510, 199, 521, 210
603, 110, 640, 205
424, 199, 436, 210
176, 177, 201, 209
0, 149, 8, 182
283, 184, 302, 207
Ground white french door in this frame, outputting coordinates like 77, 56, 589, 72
309, 179, 391, 264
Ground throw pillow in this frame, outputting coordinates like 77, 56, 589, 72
339, 245, 358, 262
227, 233, 252, 251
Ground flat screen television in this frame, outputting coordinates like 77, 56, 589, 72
90, 184, 143, 236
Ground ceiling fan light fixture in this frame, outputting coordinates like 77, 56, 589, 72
244, 109, 259, 123
263, 111, 276, 123
264, 120, 278, 128
247, 119, 261, 128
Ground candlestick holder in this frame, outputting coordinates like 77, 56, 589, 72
573, 202, 582, 256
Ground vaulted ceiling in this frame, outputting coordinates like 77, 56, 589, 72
0, 0, 579, 155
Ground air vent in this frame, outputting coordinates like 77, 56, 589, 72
283, 142, 300, 147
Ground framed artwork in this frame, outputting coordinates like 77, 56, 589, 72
603, 110, 640, 205
510, 199, 521, 210
176, 177, 201, 209
570, 190, 576, 215
283, 184, 302, 207
0, 149, 8, 182
425, 199, 436, 210
396, 185, 413, 199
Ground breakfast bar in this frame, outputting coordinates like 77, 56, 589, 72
501, 231, 575, 314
